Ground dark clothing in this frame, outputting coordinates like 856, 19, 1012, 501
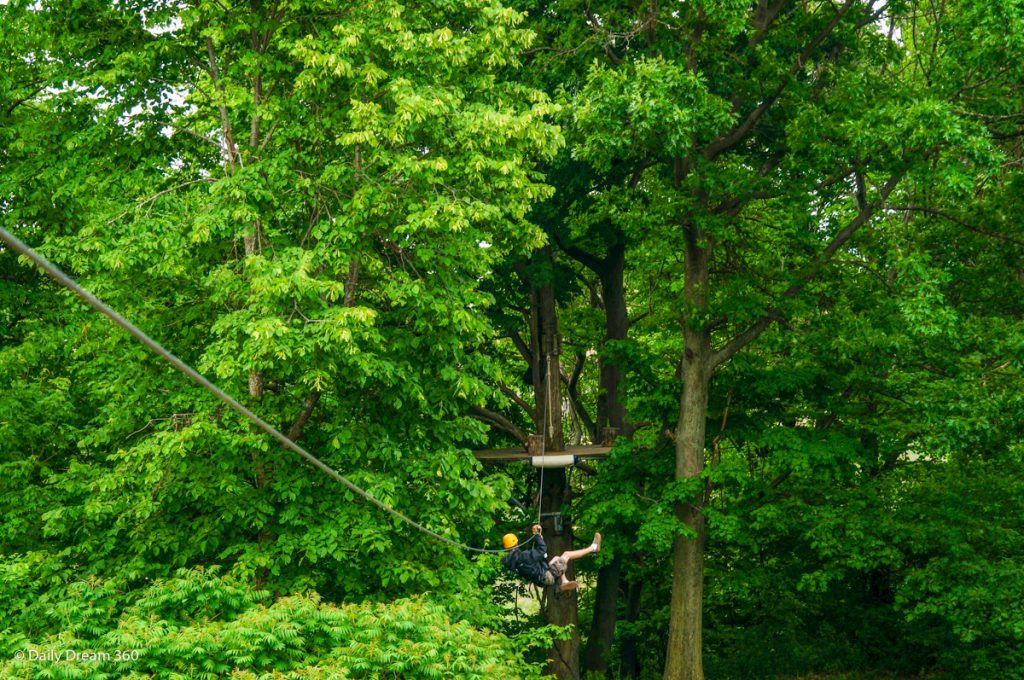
501, 534, 553, 587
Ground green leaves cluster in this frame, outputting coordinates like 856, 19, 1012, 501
3, 0, 1024, 678
0, 568, 551, 679
0, 0, 560, 654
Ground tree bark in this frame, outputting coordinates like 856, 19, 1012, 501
520, 248, 582, 679
619, 578, 644, 679
583, 242, 627, 676
534, 258, 581, 679
537, 268, 563, 450
664, 215, 712, 680
664, 327, 711, 680
582, 555, 622, 673
596, 242, 627, 434
541, 466, 580, 680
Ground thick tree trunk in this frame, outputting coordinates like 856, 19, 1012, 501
541, 466, 580, 680
582, 555, 622, 673
531, 253, 580, 680
619, 578, 644, 679
664, 326, 711, 680
583, 242, 627, 676
596, 242, 627, 434
664, 214, 712, 680
533, 258, 563, 452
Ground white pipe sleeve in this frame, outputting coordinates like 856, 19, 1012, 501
530, 454, 577, 468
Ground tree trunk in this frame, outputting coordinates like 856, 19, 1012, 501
531, 250, 580, 680
664, 326, 711, 680
619, 578, 644, 679
537, 267, 563, 451
664, 215, 712, 680
596, 242, 627, 434
541, 466, 580, 680
582, 555, 622, 673
583, 242, 627, 676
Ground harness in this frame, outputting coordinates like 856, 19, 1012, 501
501, 546, 553, 588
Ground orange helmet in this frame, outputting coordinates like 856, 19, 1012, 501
502, 533, 519, 549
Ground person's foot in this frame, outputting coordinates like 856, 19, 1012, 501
592, 532, 602, 553
560, 581, 578, 592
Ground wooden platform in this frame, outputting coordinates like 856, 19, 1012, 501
472, 445, 612, 462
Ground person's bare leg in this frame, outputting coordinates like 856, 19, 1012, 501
560, 546, 595, 561
559, 532, 602, 563
551, 534, 601, 591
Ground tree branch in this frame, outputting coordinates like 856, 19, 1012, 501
686, 7, 706, 71
711, 171, 904, 368
551, 230, 607, 275
5, 84, 45, 116
470, 405, 528, 445
749, 0, 793, 48
627, 309, 653, 329
703, 0, 857, 163
206, 37, 240, 173
286, 390, 321, 442
585, 4, 623, 65
344, 257, 360, 306
627, 156, 659, 188
890, 205, 1024, 247
710, 313, 778, 369
289, 245, 359, 442
766, 469, 792, 491
509, 329, 533, 364
498, 381, 534, 417
711, 152, 786, 216
107, 178, 216, 224
564, 351, 597, 441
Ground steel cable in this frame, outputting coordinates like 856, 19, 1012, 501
0, 226, 540, 555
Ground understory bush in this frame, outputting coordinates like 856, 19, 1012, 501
0, 567, 550, 679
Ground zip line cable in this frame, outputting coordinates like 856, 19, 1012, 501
0, 226, 542, 555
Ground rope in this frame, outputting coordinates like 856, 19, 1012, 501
0, 226, 531, 556
538, 364, 548, 526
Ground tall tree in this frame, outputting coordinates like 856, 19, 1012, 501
512, 0, 1024, 677
0, 0, 560, 617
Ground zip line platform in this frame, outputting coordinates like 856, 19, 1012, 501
472, 445, 612, 465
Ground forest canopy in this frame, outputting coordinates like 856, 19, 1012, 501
1, 0, 1023, 679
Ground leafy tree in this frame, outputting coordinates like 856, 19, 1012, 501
0, 0, 560, 656
4, 0, 1024, 679
495, 0, 1024, 678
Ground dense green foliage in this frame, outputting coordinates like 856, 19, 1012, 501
484, 0, 1024, 677
1, 0, 562, 674
0, 567, 550, 679
1, 0, 561, 590
2, 0, 1023, 678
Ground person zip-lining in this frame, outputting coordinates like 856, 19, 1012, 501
501, 524, 601, 591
